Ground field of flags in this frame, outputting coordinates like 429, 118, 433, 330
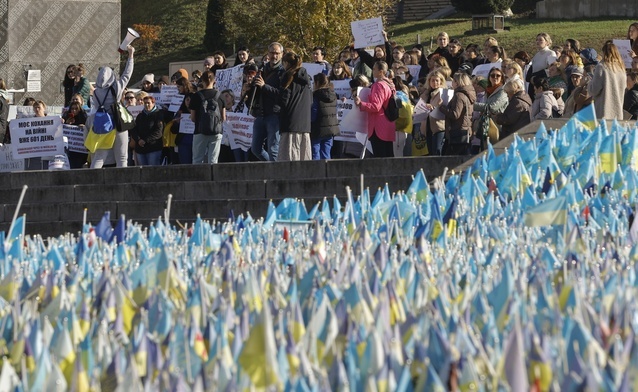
3, 104, 638, 391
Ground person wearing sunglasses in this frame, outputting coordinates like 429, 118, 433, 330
123, 91, 137, 107
473, 67, 508, 148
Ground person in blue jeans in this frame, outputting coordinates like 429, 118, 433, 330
130, 95, 165, 166
310, 73, 339, 160
250, 42, 285, 161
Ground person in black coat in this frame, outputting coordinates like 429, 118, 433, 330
624, 71, 638, 120
311, 73, 339, 160
130, 95, 165, 166
256, 51, 312, 161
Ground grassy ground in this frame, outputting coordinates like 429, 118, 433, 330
387, 17, 634, 57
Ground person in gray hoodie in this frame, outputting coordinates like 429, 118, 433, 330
89, 45, 135, 168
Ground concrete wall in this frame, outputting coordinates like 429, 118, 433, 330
0, 0, 121, 106
537, 0, 638, 18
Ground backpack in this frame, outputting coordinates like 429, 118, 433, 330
383, 81, 402, 122
92, 88, 114, 134
197, 90, 222, 135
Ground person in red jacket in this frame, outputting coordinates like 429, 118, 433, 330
354, 61, 396, 158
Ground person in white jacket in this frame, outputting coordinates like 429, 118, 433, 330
88, 45, 135, 168
531, 77, 560, 120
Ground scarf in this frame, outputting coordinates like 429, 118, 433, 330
486, 83, 502, 97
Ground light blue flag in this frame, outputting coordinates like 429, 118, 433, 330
524, 196, 568, 227
7, 215, 24, 242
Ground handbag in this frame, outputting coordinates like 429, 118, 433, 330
487, 117, 500, 143
411, 129, 429, 156
110, 87, 135, 132
163, 119, 177, 148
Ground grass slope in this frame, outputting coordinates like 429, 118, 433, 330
122, 7, 633, 80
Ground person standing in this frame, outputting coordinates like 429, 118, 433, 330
354, 61, 395, 158
89, 45, 134, 168
250, 42, 285, 161
130, 96, 164, 166
588, 41, 627, 120
310, 73, 339, 160
189, 70, 226, 164
526, 33, 557, 99
258, 51, 312, 161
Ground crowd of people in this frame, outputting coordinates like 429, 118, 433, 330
2, 25, 638, 169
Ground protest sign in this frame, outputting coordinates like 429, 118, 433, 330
339, 88, 369, 141
179, 113, 195, 134
62, 124, 88, 154
0, 144, 24, 172
412, 98, 431, 123
9, 116, 64, 159
332, 80, 352, 99
225, 112, 255, 151
351, 17, 384, 49
429, 89, 454, 120
472, 62, 502, 78
407, 65, 421, 83
613, 39, 633, 68
168, 95, 185, 113
159, 85, 180, 107
127, 105, 144, 119
216, 65, 244, 104
335, 99, 359, 143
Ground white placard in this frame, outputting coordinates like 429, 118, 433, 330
0, 144, 24, 172
224, 112, 255, 151
331, 80, 352, 99
412, 98, 432, 123
429, 88, 454, 120
62, 124, 88, 154
159, 85, 179, 106
407, 65, 421, 83
127, 105, 144, 119
215, 65, 244, 104
9, 116, 64, 159
613, 39, 633, 68
339, 88, 370, 137
179, 113, 195, 134
26, 81, 41, 92
472, 63, 502, 78
351, 17, 384, 49
168, 94, 185, 113
303, 63, 326, 78
27, 70, 41, 81
335, 99, 359, 143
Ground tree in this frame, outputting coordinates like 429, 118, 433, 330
208, 0, 398, 59
451, 0, 514, 14
204, 0, 227, 51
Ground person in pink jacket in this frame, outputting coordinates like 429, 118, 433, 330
354, 61, 396, 157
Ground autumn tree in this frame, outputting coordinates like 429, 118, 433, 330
207, 0, 398, 59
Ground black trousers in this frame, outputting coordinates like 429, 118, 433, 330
369, 132, 394, 158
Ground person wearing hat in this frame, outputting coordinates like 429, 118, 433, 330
580, 48, 599, 67
140, 73, 159, 93
563, 66, 592, 117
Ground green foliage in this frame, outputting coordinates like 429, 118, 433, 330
215, 0, 398, 59
511, 0, 538, 15
451, 0, 514, 14
204, 0, 228, 51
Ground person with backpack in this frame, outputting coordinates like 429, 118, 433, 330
189, 70, 226, 164
88, 44, 135, 168
354, 61, 396, 158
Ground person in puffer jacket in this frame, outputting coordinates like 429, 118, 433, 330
531, 77, 560, 120
310, 73, 339, 160
439, 72, 476, 155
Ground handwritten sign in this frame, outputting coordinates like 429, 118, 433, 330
429, 88, 454, 120
62, 124, 88, 154
613, 39, 633, 68
332, 80, 352, 99
168, 95, 185, 113
159, 85, 180, 107
351, 17, 384, 49
216, 65, 244, 104
225, 112, 255, 151
179, 113, 195, 134
0, 144, 24, 172
9, 116, 64, 159
128, 105, 144, 119
412, 98, 432, 123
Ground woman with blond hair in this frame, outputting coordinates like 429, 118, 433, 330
526, 33, 557, 99
588, 41, 627, 120
420, 71, 447, 155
